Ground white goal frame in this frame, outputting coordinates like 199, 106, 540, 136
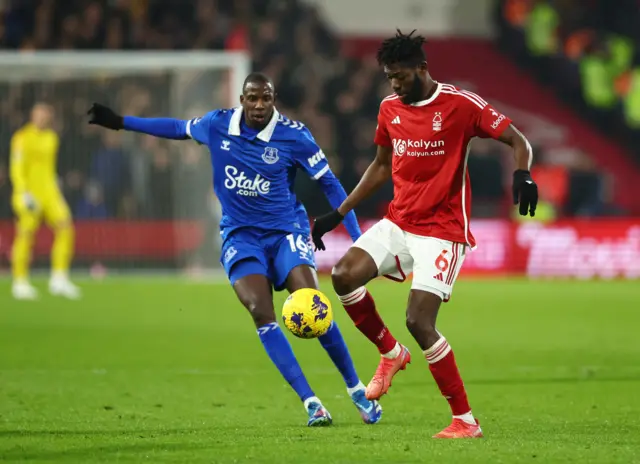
0, 51, 251, 274
0, 51, 251, 100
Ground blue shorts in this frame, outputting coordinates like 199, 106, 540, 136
221, 228, 316, 291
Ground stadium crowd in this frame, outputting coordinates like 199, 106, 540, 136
0, 0, 630, 222
498, 0, 640, 161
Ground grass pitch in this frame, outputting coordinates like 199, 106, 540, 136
0, 276, 639, 463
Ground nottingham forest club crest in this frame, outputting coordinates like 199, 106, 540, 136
432, 112, 443, 132
261, 147, 279, 165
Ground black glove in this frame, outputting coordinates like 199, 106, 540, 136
87, 103, 124, 130
512, 169, 538, 217
312, 210, 344, 251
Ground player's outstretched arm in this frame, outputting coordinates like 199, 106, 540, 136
338, 144, 392, 216
498, 124, 538, 217
315, 169, 362, 242
312, 145, 392, 250
87, 103, 190, 140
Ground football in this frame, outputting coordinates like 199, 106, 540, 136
282, 288, 333, 339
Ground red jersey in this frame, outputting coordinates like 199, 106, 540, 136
374, 82, 512, 248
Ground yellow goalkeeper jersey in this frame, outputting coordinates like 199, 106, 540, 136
10, 123, 60, 195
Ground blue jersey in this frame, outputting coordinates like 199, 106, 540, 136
186, 107, 330, 238
121, 107, 360, 289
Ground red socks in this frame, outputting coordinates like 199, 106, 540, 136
339, 287, 472, 418
338, 287, 398, 355
424, 336, 471, 416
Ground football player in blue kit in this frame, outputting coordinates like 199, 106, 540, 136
87, 72, 382, 427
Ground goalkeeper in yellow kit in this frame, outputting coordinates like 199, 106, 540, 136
10, 103, 80, 300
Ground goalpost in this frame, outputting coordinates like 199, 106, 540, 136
0, 51, 251, 275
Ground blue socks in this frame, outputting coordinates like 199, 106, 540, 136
257, 321, 361, 402
318, 321, 360, 389
257, 322, 315, 401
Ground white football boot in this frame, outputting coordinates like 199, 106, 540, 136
12, 280, 39, 300
49, 273, 81, 300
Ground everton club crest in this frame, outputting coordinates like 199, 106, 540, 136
262, 147, 279, 165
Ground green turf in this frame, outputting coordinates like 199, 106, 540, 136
0, 277, 639, 463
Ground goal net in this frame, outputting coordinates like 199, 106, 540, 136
0, 51, 251, 276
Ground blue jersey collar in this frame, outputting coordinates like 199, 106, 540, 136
228, 107, 280, 142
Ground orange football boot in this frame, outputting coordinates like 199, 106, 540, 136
433, 418, 483, 439
365, 345, 411, 400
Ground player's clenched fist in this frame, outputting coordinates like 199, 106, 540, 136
87, 103, 124, 130
312, 210, 344, 251
512, 169, 538, 217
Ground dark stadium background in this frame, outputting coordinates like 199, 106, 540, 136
0, 2, 639, 463
0, 0, 637, 278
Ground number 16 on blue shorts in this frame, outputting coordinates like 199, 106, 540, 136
222, 229, 316, 291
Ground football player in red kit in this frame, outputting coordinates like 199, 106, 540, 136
312, 30, 538, 438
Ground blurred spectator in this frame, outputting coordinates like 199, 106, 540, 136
62, 169, 86, 211
174, 142, 211, 219
148, 147, 174, 219
468, 138, 506, 218
497, 0, 640, 164
89, 131, 130, 215
0, 162, 11, 219
118, 192, 138, 219
75, 181, 109, 219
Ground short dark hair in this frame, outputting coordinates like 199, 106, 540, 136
243, 72, 274, 92
376, 29, 427, 67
